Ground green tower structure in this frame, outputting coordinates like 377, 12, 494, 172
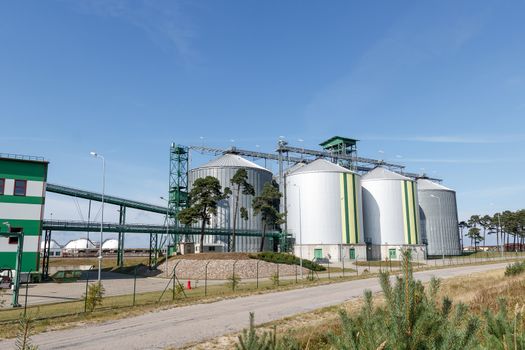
0, 154, 48, 272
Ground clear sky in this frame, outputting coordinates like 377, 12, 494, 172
1, 1, 524, 246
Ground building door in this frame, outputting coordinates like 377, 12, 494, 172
349, 248, 356, 260
388, 248, 397, 259
314, 248, 323, 259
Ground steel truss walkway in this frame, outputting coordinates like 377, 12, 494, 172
46, 183, 173, 215
42, 220, 282, 238
41, 219, 287, 275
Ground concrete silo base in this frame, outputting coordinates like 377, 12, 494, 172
367, 244, 427, 261
294, 244, 368, 263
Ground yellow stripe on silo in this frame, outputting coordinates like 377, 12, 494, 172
406, 181, 417, 244
346, 174, 356, 244
353, 174, 361, 243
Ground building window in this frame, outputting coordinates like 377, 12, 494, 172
14, 180, 27, 196
0, 178, 4, 195
8, 236, 19, 245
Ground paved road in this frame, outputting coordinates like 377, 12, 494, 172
0, 262, 509, 350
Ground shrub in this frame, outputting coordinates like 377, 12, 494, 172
270, 273, 279, 286
15, 315, 38, 350
228, 274, 241, 291
84, 281, 105, 313
327, 250, 480, 350
236, 312, 300, 350
504, 261, 525, 277
250, 252, 326, 271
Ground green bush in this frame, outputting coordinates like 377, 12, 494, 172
504, 261, 525, 277
236, 312, 299, 350
228, 273, 241, 291
250, 252, 326, 271
84, 281, 105, 313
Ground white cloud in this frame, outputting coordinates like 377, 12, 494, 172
66, 0, 196, 61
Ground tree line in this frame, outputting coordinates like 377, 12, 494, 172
177, 168, 284, 252
460, 209, 525, 251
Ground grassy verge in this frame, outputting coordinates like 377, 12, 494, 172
3, 256, 520, 341
0, 271, 373, 339
187, 262, 525, 350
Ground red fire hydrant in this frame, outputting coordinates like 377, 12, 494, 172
186, 280, 192, 290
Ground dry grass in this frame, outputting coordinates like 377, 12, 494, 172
186, 265, 525, 350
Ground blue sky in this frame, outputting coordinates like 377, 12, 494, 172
1, 1, 524, 245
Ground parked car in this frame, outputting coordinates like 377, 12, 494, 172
0, 268, 13, 289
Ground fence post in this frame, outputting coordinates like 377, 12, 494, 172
232, 260, 238, 292
172, 263, 176, 301
295, 264, 297, 283
205, 261, 210, 296
355, 258, 358, 276
256, 260, 260, 289
327, 260, 330, 280
276, 263, 280, 287
342, 258, 345, 278
133, 266, 137, 306
23, 269, 31, 317
84, 268, 90, 313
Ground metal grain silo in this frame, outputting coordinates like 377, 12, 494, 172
286, 159, 365, 262
417, 179, 461, 256
188, 153, 273, 252
361, 167, 424, 261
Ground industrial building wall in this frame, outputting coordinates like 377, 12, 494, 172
419, 190, 461, 255
362, 179, 420, 246
0, 158, 48, 272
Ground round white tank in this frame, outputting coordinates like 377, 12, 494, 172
417, 179, 461, 255
102, 239, 119, 250
286, 159, 364, 245
188, 153, 273, 252
63, 238, 95, 250
362, 167, 420, 245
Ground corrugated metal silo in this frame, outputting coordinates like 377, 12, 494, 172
188, 153, 273, 252
361, 167, 422, 260
417, 179, 461, 256
286, 159, 364, 261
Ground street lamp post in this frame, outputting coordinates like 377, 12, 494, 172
292, 184, 303, 280
430, 194, 445, 263
160, 196, 170, 277
90, 152, 105, 282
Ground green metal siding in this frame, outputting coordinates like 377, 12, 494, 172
0, 219, 42, 236
0, 251, 39, 271
0, 159, 48, 181
0, 196, 44, 205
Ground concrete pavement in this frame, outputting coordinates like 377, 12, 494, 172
0, 262, 510, 350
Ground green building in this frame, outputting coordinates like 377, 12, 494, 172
0, 154, 48, 272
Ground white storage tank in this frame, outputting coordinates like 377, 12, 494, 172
361, 167, 424, 261
188, 153, 274, 252
286, 159, 365, 261
417, 179, 461, 256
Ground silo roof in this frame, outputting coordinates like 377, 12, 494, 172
417, 178, 454, 191
362, 166, 411, 181
198, 154, 270, 171
284, 162, 306, 175
288, 158, 355, 175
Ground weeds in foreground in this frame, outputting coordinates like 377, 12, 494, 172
228, 274, 241, 291
84, 282, 105, 313
505, 261, 525, 277
15, 315, 38, 350
237, 250, 525, 350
